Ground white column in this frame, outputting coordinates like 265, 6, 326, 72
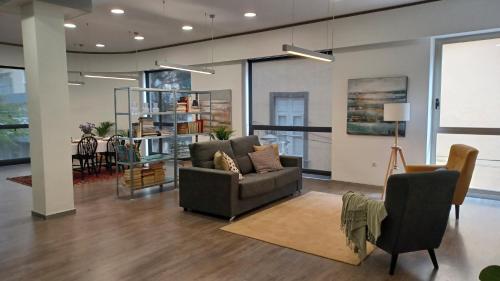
21, 0, 75, 217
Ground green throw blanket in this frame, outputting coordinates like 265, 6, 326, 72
340, 191, 387, 259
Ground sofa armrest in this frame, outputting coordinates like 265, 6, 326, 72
280, 155, 302, 169
405, 164, 445, 173
179, 167, 239, 218
280, 155, 303, 191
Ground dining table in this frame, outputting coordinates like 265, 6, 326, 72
71, 138, 109, 155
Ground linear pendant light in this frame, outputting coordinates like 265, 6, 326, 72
282, 44, 334, 62
155, 61, 215, 75
154, 6, 215, 75
282, 0, 335, 62
83, 74, 138, 81
68, 81, 85, 86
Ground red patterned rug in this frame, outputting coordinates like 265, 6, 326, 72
7, 168, 119, 188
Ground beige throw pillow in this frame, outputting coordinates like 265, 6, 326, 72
248, 146, 283, 173
253, 144, 279, 158
221, 151, 244, 180
213, 150, 224, 170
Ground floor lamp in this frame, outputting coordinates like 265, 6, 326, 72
382, 103, 411, 199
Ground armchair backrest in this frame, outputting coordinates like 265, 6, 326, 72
376, 170, 459, 254
446, 144, 479, 205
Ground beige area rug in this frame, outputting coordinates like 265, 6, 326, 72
220, 191, 374, 265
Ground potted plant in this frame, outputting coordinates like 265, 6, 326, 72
79, 122, 95, 137
211, 126, 235, 140
94, 121, 115, 138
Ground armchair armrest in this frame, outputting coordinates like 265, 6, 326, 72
405, 164, 446, 173
179, 167, 239, 218
279, 155, 303, 191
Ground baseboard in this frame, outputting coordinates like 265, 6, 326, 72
330, 179, 383, 191
467, 188, 500, 201
31, 209, 76, 220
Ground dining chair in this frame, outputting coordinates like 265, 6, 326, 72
103, 135, 122, 173
72, 136, 99, 179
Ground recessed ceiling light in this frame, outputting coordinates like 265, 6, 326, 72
96, 43, 105, 48
244, 12, 256, 18
111, 8, 125, 15
64, 23, 77, 28
182, 25, 193, 31
134, 35, 144, 41
496, 44, 500, 47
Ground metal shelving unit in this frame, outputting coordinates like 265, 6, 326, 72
114, 87, 213, 198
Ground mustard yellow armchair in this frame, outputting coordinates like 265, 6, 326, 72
405, 144, 479, 220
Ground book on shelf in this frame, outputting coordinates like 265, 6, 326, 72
121, 162, 166, 188
139, 117, 157, 136
176, 120, 204, 135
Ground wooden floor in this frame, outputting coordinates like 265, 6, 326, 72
1, 164, 499, 281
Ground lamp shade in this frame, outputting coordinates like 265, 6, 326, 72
384, 103, 410, 121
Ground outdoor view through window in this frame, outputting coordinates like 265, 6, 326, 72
0, 68, 29, 162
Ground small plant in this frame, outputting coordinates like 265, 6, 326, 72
79, 122, 95, 135
211, 126, 235, 140
94, 121, 115, 137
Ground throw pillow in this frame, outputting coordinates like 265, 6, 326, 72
221, 152, 244, 180
248, 146, 283, 173
213, 150, 224, 170
253, 144, 279, 158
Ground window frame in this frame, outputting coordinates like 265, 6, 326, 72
431, 32, 500, 199
248, 55, 332, 176
0, 65, 30, 166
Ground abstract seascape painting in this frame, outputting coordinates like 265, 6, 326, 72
347, 77, 408, 136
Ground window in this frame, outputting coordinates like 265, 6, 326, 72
249, 56, 332, 175
0, 66, 30, 165
432, 33, 500, 194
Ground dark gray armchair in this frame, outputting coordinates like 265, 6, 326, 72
179, 136, 302, 220
376, 170, 460, 275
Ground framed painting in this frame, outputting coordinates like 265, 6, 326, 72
347, 76, 408, 136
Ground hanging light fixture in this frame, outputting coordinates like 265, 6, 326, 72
282, 0, 335, 62
155, 11, 216, 75
68, 81, 85, 86
155, 61, 215, 75
83, 72, 138, 81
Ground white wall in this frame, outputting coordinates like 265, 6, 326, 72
191, 62, 244, 137
332, 39, 431, 186
2, 0, 500, 186
68, 77, 138, 138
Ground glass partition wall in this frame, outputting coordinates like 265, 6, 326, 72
0, 66, 30, 166
249, 56, 333, 175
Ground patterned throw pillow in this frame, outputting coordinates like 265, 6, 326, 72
248, 146, 284, 173
213, 150, 224, 170
221, 152, 244, 180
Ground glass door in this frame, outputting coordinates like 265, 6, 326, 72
431, 33, 500, 195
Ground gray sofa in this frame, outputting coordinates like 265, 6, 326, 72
179, 135, 302, 220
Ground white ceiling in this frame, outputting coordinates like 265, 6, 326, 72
0, 0, 428, 53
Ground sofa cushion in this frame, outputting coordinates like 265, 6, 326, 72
238, 167, 300, 199
230, 136, 260, 174
273, 167, 300, 187
239, 172, 276, 199
189, 140, 236, 169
